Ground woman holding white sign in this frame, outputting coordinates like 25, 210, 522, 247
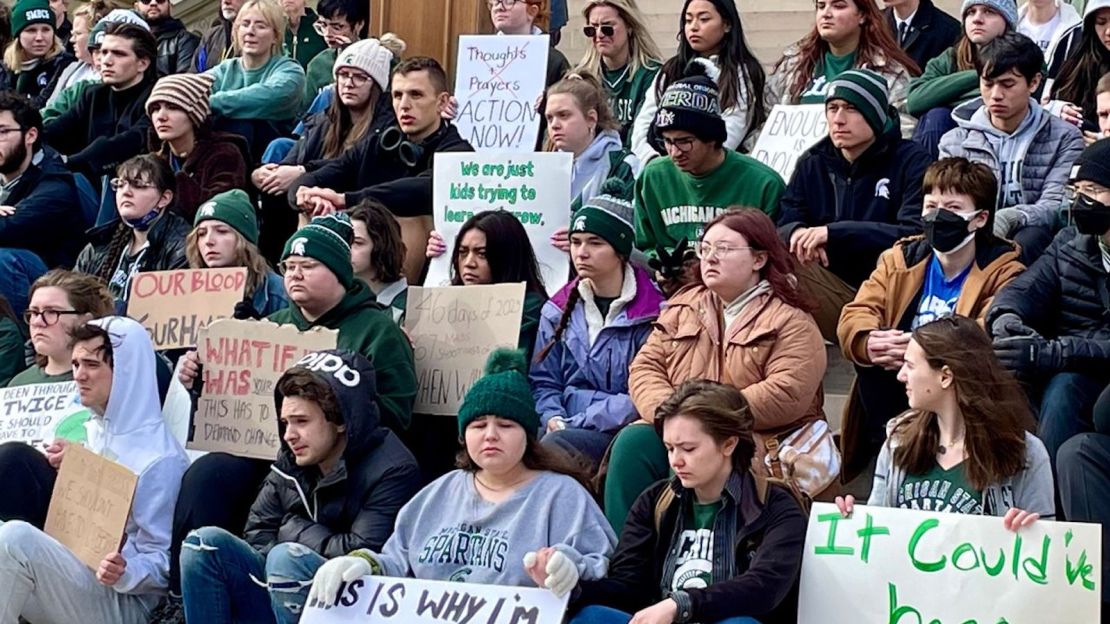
308, 348, 617, 604
835, 315, 1055, 524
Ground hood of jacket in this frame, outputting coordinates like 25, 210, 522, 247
273, 349, 387, 473
571, 129, 624, 201
278, 278, 383, 330
951, 97, 1048, 173
86, 205, 191, 245
810, 114, 904, 175
897, 232, 1021, 271
549, 264, 664, 326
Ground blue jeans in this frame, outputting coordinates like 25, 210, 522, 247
1038, 372, 1104, 464
571, 605, 761, 624
180, 526, 326, 624
541, 428, 615, 470
0, 248, 48, 317
911, 107, 956, 159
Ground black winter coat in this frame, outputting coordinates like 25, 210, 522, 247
8, 52, 76, 108
0, 147, 85, 268
777, 121, 932, 287
987, 227, 1110, 375
289, 121, 473, 216
280, 93, 397, 170
74, 211, 190, 304
883, 0, 960, 73
243, 351, 421, 557
574, 471, 806, 624
152, 17, 201, 77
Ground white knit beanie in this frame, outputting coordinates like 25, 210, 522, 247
333, 38, 394, 91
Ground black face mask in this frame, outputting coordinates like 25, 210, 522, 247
1071, 193, 1110, 236
923, 209, 977, 253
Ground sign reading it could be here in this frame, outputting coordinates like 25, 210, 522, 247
127, 268, 248, 350
44, 444, 137, 570
190, 319, 338, 460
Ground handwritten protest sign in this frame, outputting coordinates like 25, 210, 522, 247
751, 104, 828, 182
128, 268, 248, 349
190, 319, 337, 460
454, 35, 549, 151
301, 576, 568, 624
799, 502, 1101, 623
427, 152, 571, 295
0, 382, 89, 449
405, 283, 525, 415
44, 444, 137, 570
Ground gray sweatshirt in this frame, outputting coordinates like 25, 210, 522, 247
364, 470, 617, 586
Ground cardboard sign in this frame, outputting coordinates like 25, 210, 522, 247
454, 34, 549, 151
189, 319, 338, 460
405, 283, 525, 415
127, 268, 249, 349
301, 576, 568, 624
751, 104, 829, 182
0, 382, 89, 450
799, 502, 1102, 623
427, 152, 571, 295
44, 444, 138, 570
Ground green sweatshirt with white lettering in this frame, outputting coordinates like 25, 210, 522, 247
633, 149, 785, 259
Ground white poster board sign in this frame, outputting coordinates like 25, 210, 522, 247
301, 576, 568, 624
799, 502, 1102, 623
751, 104, 828, 182
454, 34, 549, 151
0, 382, 88, 449
427, 151, 571, 295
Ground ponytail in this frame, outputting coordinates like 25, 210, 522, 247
94, 224, 133, 287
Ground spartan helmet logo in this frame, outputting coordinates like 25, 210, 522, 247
198, 202, 217, 218
289, 237, 308, 256
572, 216, 587, 232
874, 178, 891, 200
656, 109, 675, 128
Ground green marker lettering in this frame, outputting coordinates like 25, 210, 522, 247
814, 512, 854, 556
857, 513, 890, 564
908, 519, 946, 572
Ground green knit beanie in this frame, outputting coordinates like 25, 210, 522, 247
457, 348, 540, 438
825, 69, 891, 137
282, 213, 355, 288
571, 178, 635, 257
195, 190, 259, 245
11, 0, 54, 37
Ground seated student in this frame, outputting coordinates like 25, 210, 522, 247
302, 0, 369, 103
147, 72, 249, 221
206, 0, 305, 153
292, 56, 472, 282
884, 0, 961, 72
571, 381, 807, 624
576, 0, 662, 147
907, 0, 1016, 156
253, 35, 400, 261
0, 91, 85, 317
1043, 2, 1110, 139
634, 66, 784, 295
837, 157, 1024, 481
42, 0, 101, 107
837, 315, 1055, 523
778, 69, 931, 340
280, 0, 326, 69
3, 0, 74, 108
939, 32, 1083, 264
74, 154, 189, 310
1018, 0, 1081, 57
531, 181, 665, 470
44, 21, 158, 181
10, 269, 114, 388
307, 348, 616, 604
987, 138, 1110, 464
766, 0, 919, 137
176, 350, 421, 624
0, 316, 189, 622
137, 0, 200, 77
186, 189, 288, 318
630, 0, 765, 164
191, 0, 242, 72
605, 208, 827, 532
350, 199, 407, 325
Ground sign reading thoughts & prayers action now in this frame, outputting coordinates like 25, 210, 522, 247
454, 35, 549, 151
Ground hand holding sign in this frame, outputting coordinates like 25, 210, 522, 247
96, 551, 127, 586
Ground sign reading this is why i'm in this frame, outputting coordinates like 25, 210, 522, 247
454, 35, 549, 151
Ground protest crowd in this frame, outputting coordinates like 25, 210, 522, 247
0, 0, 1107, 620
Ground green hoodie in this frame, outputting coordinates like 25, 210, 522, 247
906, 48, 982, 117
304, 47, 338, 105
605, 62, 660, 147
267, 280, 416, 431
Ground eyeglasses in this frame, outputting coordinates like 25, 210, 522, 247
110, 177, 157, 191
662, 136, 697, 152
336, 69, 370, 86
487, 0, 524, 8
0, 126, 23, 138
695, 242, 752, 260
24, 309, 81, 326
1066, 184, 1110, 201
279, 260, 323, 276
583, 24, 616, 38
313, 20, 349, 36
137, 0, 168, 4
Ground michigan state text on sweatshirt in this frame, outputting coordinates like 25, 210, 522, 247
365, 470, 616, 585
633, 150, 785, 258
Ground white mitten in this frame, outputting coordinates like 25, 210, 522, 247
307, 554, 374, 607
543, 551, 579, 597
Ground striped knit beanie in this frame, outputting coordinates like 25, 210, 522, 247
572, 178, 635, 256
147, 73, 216, 129
825, 69, 891, 137
282, 213, 356, 288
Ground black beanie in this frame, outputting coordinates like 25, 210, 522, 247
1071, 138, 1110, 189
650, 59, 727, 153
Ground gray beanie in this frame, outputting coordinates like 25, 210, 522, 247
961, 0, 1018, 31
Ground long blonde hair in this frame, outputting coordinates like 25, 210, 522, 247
233, 0, 286, 56
577, 0, 662, 77
3, 30, 65, 73
185, 225, 272, 297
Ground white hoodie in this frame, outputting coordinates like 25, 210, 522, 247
83, 317, 189, 595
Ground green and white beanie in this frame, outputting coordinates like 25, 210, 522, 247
571, 178, 635, 256
826, 69, 892, 137
282, 213, 356, 288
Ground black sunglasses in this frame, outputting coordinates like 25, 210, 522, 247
583, 24, 615, 38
